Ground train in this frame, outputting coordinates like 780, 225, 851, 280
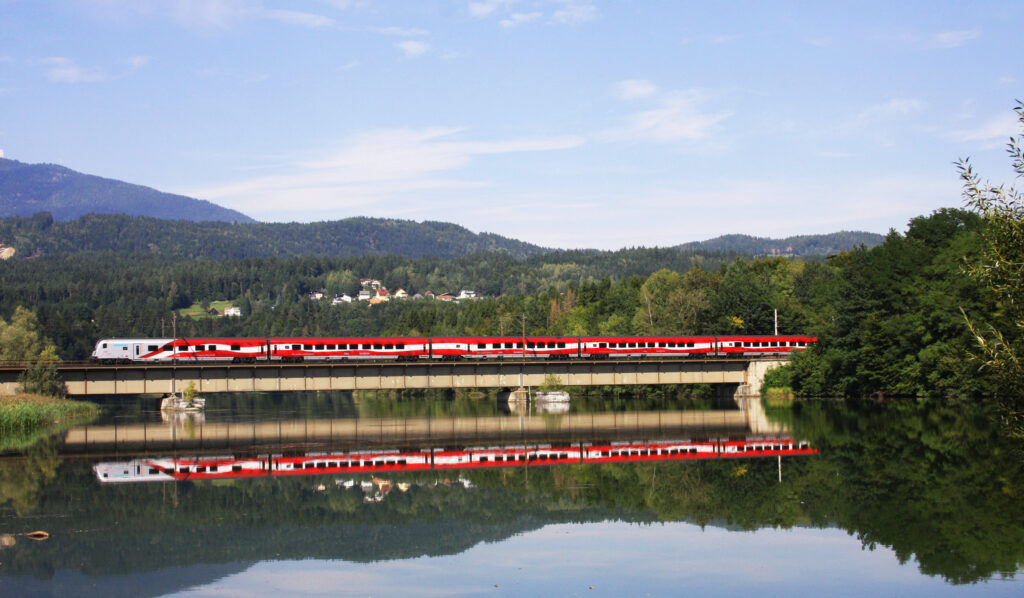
93, 438, 818, 483
90, 334, 815, 364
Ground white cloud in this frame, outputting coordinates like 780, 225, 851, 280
858, 98, 925, 120
468, 0, 517, 18
369, 26, 429, 37
954, 112, 1019, 144
931, 28, 980, 48
500, 12, 541, 28
126, 55, 150, 69
605, 89, 732, 143
0, 149, 4, 158
39, 57, 108, 83
263, 9, 335, 29
168, 0, 251, 28
615, 79, 658, 100
185, 127, 586, 218
396, 40, 431, 57
550, 0, 597, 24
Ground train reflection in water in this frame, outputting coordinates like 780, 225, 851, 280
94, 438, 817, 483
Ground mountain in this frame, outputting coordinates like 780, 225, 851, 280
0, 213, 548, 260
675, 232, 885, 256
0, 157, 254, 223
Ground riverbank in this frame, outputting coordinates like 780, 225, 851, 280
0, 394, 100, 452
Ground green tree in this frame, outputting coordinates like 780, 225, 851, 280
958, 101, 1024, 395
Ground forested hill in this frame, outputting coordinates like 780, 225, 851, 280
0, 213, 549, 260
676, 232, 884, 256
0, 158, 254, 223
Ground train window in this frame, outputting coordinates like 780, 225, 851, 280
362, 344, 370, 350
303, 344, 312, 351
771, 342, 778, 347
527, 342, 535, 348
148, 345, 158, 351
291, 344, 300, 350
478, 343, 486, 349
326, 344, 335, 350
228, 344, 238, 351
599, 343, 607, 348
630, 343, 637, 348
688, 342, 695, 347
502, 342, 511, 349
374, 344, 383, 350
396, 343, 405, 350
315, 344, 324, 350
516, 342, 523, 348
558, 342, 566, 348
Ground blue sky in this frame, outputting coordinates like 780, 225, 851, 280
1, 1, 1021, 248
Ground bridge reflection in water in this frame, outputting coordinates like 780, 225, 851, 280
62, 397, 783, 456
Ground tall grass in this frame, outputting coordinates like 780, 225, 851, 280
0, 394, 99, 452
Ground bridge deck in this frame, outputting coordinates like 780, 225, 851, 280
0, 357, 787, 396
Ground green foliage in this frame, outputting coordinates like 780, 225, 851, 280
0, 307, 67, 398
675, 231, 885, 256
790, 209, 998, 397
958, 101, 1024, 396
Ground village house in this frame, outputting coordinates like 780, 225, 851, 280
331, 294, 352, 305
224, 306, 242, 317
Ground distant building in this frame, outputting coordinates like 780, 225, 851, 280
423, 290, 435, 299
437, 293, 455, 302
360, 278, 382, 290
357, 289, 373, 301
308, 291, 324, 301
224, 306, 242, 317
456, 290, 477, 300
332, 294, 353, 305
393, 288, 408, 299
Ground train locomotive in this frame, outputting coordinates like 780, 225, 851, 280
91, 334, 815, 364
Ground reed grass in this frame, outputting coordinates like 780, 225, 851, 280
0, 394, 99, 451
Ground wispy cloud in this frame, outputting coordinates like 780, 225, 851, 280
168, 0, 251, 29
857, 98, 925, 120
615, 79, 658, 101
605, 85, 731, 143
468, 0, 518, 18
369, 26, 429, 37
931, 28, 980, 48
396, 40, 431, 57
469, 0, 596, 26
500, 12, 542, 28
263, 9, 336, 29
39, 57, 108, 83
186, 127, 586, 218
954, 112, 1019, 145
550, 0, 597, 25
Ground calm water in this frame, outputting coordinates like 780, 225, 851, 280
1, 391, 1022, 597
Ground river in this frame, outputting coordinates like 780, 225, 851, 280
1, 391, 1022, 597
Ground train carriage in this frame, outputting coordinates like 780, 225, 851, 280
268, 337, 429, 362
579, 336, 717, 358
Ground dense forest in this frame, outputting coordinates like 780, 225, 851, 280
0, 157, 253, 223
0, 207, 1016, 399
676, 231, 884, 256
0, 212, 547, 260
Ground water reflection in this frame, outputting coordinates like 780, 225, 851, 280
0, 395, 1022, 596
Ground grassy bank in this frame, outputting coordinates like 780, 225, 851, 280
0, 394, 100, 452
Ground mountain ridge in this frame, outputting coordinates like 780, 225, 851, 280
0, 157, 254, 223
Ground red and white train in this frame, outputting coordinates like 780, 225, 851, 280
91, 335, 815, 363
94, 438, 817, 483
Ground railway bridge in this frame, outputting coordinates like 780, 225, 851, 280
0, 357, 787, 398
